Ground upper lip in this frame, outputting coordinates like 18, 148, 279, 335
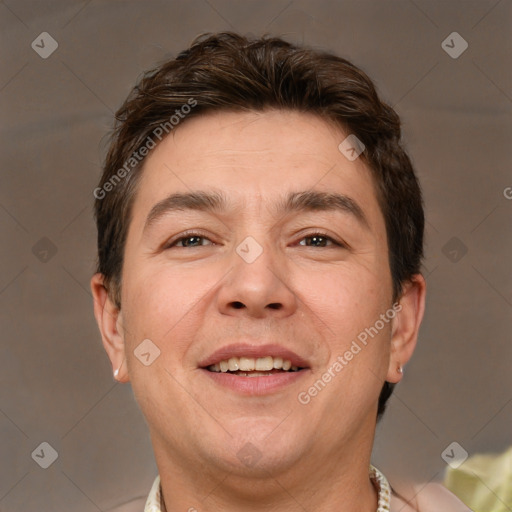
198, 343, 310, 369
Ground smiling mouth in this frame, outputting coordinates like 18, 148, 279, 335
205, 355, 306, 376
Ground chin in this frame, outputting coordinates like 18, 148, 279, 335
217, 444, 303, 478
206, 419, 306, 475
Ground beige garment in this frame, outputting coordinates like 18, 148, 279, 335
144, 473, 471, 511
391, 483, 472, 512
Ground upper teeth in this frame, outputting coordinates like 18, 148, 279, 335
208, 356, 298, 372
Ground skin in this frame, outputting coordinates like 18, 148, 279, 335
91, 110, 426, 512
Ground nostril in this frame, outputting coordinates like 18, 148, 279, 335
228, 301, 282, 310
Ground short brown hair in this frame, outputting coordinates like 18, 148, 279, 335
94, 32, 424, 419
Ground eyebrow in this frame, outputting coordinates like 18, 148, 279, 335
143, 189, 369, 232
278, 190, 369, 228
144, 191, 227, 231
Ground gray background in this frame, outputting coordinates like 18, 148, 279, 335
1, 1, 511, 511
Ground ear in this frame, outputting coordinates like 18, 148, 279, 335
90, 273, 130, 383
386, 273, 426, 383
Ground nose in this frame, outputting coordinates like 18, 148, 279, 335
216, 241, 298, 319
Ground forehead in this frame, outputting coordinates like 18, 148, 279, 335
129, 109, 385, 235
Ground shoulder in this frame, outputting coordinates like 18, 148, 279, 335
391, 483, 472, 512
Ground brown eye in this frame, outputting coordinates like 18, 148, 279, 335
178, 236, 205, 247
167, 233, 214, 248
298, 233, 343, 248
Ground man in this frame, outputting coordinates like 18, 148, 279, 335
91, 32, 468, 511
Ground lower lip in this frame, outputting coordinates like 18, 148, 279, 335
200, 369, 309, 395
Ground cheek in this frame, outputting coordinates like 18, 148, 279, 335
294, 267, 393, 437
121, 261, 214, 347
297, 264, 390, 342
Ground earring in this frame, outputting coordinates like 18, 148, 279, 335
397, 364, 403, 375
114, 358, 126, 380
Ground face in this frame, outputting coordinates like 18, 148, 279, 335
93, 109, 423, 481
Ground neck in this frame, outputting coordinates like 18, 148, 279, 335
153, 426, 379, 512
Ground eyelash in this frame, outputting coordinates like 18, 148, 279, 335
166, 231, 346, 249
166, 231, 212, 248
298, 232, 346, 248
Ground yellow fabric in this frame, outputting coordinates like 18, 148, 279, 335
445, 446, 512, 512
